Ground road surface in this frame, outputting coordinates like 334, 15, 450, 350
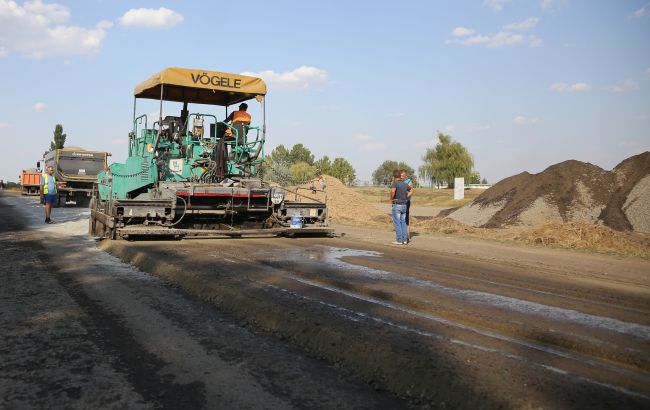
2, 193, 649, 409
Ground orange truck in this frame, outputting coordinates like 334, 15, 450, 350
20, 168, 42, 195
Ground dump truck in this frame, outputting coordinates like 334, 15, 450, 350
43, 147, 110, 206
89, 67, 331, 239
20, 167, 42, 195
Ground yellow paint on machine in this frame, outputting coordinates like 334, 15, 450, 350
134, 67, 267, 106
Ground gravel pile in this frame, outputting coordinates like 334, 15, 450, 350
302, 175, 390, 225
447, 152, 650, 232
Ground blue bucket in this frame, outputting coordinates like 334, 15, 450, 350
290, 215, 303, 229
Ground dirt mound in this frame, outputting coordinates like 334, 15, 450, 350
303, 175, 390, 225
448, 152, 650, 232
600, 152, 650, 231
623, 175, 650, 232
511, 222, 650, 259
412, 217, 477, 234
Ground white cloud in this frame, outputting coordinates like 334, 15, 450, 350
0, 121, 9, 128
634, 3, 649, 18
512, 115, 538, 125
550, 82, 592, 93
449, 18, 542, 49
387, 112, 405, 118
449, 31, 541, 48
33, 102, 47, 112
118, 7, 184, 29
569, 82, 591, 92
451, 27, 474, 37
0, 46, 7, 57
484, 0, 510, 11
528, 35, 543, 48
608, 79, 639, 93
0, 0, 111, 58
241, 66, 328, 91
502, 17, 540, 31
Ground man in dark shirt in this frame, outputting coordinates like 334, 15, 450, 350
390, 169, 412, 245
400, 169, 414, 242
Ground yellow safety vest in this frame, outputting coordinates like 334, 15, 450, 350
42, 173, 57, 194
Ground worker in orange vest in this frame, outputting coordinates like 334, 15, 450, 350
223, 103, 251, 144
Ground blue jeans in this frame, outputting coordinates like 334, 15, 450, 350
392, 203, 408, 243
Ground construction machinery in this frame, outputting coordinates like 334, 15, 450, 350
43, 147, 111, 206
89, 67, 331, 239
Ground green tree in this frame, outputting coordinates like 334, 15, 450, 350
481, 177, 488, 184
329, 157, 356, 186
290, 161, 316, 183
50, 124, 66, 151
419, 133, 476, 187
313, 155, 332, 175
468, 171, 481, 184
269, 144, 292, 164
289, 143, 314, 165
372, 160, 416, 186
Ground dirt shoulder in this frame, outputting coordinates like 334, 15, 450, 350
333, 223, 650, 288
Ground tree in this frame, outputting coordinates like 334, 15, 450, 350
290, 161, 316, 183
265, 144, 356, 186
468, 171, 481, 184
419, 133, 476, 187
269, 144, 292, 164
50, 124, 66, 151
481, 177, 488, 184
313, 155, 332, 175
289, 143, 314, 165
372, 160, 416, 186
329, 157, 356, 186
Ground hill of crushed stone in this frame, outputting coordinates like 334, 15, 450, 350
600, 152, 650, 232
300, 175, 390, 225
447, 152, 650, 232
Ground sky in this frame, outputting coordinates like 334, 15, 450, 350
1, 0, 649, 184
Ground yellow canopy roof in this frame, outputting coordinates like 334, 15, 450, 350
134, 67, 267, 106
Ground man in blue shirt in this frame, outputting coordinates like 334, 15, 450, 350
40, 166, 58, 224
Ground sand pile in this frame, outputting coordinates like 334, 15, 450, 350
302, 175, 390, 225
447, 152, 650, 232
